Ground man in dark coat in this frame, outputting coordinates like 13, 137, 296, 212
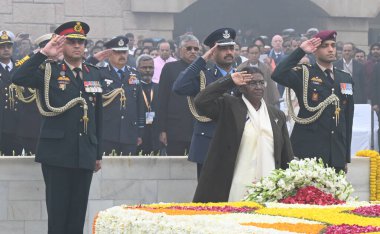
157, 34, 199, 156
272, 30, 354, 172
193, 66, 293, 203
136, 54, 160, 155
12, 21, 103, 233
334, 42, 366, 104
173, 28, 237, 178
0, 31, 21, 155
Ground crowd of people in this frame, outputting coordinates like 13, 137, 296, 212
2, 20, 380, 233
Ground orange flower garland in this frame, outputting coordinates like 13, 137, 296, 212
241, 222, 326, 234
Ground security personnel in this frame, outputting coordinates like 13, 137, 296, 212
12, 21, 103, 233
173, 28, 236, 178
272, 30, 354, 172
0, 31, 21, 155
99, 36, 145, 155
14, 34, 53, 155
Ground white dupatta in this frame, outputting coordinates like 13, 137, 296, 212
228, 96, 275, 202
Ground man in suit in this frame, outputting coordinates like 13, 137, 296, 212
272, 30, 354, 173
12, 21, 103, 233
157, 34, 199, 156
136, 54, 160, 155
193, 66, 293, 203
269, 35, 286, 96
237, 44, 280, 106
334, 42, 366, 104
98, 36, 145, 155
0, 31, 21, 155
173, 28, 236, 178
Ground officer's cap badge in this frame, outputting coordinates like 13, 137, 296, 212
118, 39, 124, 47
1, 31, 9, 40
222, 30, 230, 39
74, 22, 82, 33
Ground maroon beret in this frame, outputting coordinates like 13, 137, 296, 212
313, 30, 337, 42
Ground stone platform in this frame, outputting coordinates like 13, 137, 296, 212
0, 156, 369, 234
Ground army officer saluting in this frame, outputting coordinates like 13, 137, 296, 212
12, 21, 103, 233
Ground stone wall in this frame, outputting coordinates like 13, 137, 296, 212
0, 156, 197, 234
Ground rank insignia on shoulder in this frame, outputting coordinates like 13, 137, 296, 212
292, 65, 302, 71
38, 63, 46, 70
84, 62, 99, 69
310, 77, 323, 83
15, 55, 31, 67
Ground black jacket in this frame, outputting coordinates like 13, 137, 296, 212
157, 60, 194, 142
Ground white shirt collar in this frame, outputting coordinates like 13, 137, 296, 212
0, 61, 13, 70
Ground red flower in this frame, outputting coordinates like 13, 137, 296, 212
280, 186, 345, 205
325, 224, 380, 234
351, 205, 380, 217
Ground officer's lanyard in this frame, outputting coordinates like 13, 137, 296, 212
142, 88, 153, 112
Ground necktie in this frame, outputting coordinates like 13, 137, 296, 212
73, 67, 82, 80
325, 68, 333, 81
5, 65, 10, 72
117, 69, 124, 79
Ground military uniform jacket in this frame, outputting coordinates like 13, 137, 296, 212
173, 57, 226, 164
272, 48, 354, 167
100, 65, 145, 144
14, 54, 42, 140
12, 52, 103, 170
0, 62, 19, 136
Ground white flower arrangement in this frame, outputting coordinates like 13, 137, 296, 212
243, 158, 355, 203
94, 206, 311, 234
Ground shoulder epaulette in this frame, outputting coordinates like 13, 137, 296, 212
84, 62, 99, 69
15, 55, 31, 67
292, 64, 302, 71
126, 65, 137, 71
334, 67, 349, 74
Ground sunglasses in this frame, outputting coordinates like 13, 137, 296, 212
185, 46, 199, 52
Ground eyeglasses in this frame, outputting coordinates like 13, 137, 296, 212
185, 46, 199, 52
246, 80, 267, 87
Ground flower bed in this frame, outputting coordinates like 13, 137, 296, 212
93, 201, 380, 234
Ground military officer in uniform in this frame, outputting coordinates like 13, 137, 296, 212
173, 28, 236, 178
12, 21, 103, 233
0, 31, 21, 155
272, 30, 354, 172
98, 36, 145, 155
14, 34, 53, 155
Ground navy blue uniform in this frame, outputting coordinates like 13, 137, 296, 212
100, 65, 145, 155
173, 57, 227, 167
0, 62, 22, 155
272, 48, 354, 169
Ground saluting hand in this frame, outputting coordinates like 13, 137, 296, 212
201, 43, 218, 62
231, 71, 254, 86
41, 34, 66, 58
93, 49, 113, 62
300, 37, 322, 54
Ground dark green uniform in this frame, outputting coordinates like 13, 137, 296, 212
272, 47, 354, 169
12, 51, 103, 233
